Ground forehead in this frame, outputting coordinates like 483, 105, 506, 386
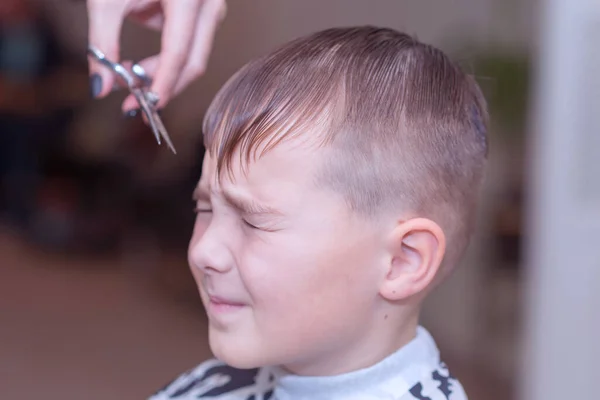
198, 140, 324, 195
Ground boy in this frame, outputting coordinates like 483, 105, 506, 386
150, 26, 487, 400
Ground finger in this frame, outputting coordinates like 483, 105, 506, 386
121, 56, 160, 114
87, 0, 128, 98
170, 0, 226, 96
128, 3, 165, 31
123, 0, 226, 111
150, 0, 203, 108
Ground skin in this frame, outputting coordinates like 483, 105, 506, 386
86, 0, 226, 111
189, 139, 446, 376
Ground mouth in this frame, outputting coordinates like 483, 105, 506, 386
207, 295, 246, 314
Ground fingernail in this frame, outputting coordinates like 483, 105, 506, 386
123, 109, 139, 119
90, 74, 102, 98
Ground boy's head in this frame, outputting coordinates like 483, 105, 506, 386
190, 27, 488, 375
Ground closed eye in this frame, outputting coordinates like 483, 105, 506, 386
242, 219, 260, 230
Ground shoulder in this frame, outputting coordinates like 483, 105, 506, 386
148, 359, 276, 400
402, 362, 468, 400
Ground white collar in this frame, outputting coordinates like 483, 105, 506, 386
271, 326, 440, 400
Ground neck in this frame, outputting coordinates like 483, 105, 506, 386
272, 325, 443, 400
282, 305, 420, 376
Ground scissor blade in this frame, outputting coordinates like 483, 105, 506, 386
88, 45, 176, 155
150, 112, 177, 154
136, 89, 176, 154
133, 89, 161, 145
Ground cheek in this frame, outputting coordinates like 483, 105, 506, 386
238, 230, 380, 323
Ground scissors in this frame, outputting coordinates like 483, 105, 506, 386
87, 45, 177, 154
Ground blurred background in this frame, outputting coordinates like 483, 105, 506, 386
1, 0, 598, 399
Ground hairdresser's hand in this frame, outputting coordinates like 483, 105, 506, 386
87, 0, 226, 113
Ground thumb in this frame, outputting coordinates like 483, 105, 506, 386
87, 0, 127, 98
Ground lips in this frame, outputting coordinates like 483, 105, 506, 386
208, 295, 246, 307
206, 295, 246, 317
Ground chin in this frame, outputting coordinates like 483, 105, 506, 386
208, 329, 270, 369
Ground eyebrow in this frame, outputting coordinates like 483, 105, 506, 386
220, 189, 283, 216
193, 185, 282, 216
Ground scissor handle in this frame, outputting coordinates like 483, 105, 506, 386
88, 45, 142, 89
87, 45, 176, 154
132, 64, 153, 87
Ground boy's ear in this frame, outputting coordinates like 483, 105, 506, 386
380, 218, 446, 301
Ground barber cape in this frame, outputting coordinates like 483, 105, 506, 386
148, 326, 467, 400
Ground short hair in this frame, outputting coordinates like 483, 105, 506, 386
203, 26, 488, 271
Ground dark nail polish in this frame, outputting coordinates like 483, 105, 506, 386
124, 109, 139, 119
90, 74, 102, 98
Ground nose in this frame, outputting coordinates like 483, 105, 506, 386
188, 219, 234, 275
